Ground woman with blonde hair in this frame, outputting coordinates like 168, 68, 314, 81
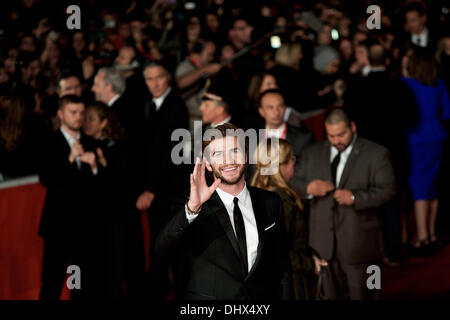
251, 138, 327, 299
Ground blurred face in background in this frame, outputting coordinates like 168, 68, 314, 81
339, 39, 353, 61
405, 10, 426, 35
325, 57, 340, 75
58, 76, 82, 97
355, 45, 369, 66
200, 99, 223, 124
187, 16, 201, 42
115, 46, 135, 66
259, 92, 286, 129
259, 74, 278, 93
58, 102, 85, 132
318, 25, 332, 45
233, 20, 252, 44
353, 32, 367, 48
206, 13, 219, 32
21, 59, 40, 83
83, 107, 107, 139
198, 42, 216, 66
220, 44, 235, 62
144, 66, 170, 98
91, 71, 108, 102
72, 32, 86, 54
19, 36, 36, 53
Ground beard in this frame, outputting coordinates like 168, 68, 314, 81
211, 163, 246, 185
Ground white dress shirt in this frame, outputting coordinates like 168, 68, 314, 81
153, 87, 172, 111
60, 127, 81, 169
411, 28, 428, 48
186, 183, 259, 273
330, 134, 357, 187
60, 127, 97, 175
210, 116, 232, 128
107, 94, 121, 107
265, 122, 287, 139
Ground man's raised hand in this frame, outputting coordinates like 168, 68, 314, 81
187, 157, 221, 213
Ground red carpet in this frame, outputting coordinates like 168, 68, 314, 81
1, 180, 450, 300
381, 244, 450, 299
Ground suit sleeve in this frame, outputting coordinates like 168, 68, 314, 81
155, 205, 191, 258
353, 148, 396, 211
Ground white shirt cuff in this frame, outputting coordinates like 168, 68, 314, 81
185, 204, 199, 223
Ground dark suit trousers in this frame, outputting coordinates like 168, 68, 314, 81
322, 240, 381, 300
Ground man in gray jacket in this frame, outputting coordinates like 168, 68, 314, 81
292, 108, 396, 300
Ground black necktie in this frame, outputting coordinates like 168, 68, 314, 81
145, 101, 157, 121
331, 152, 341, 187
233, 197, 248, 274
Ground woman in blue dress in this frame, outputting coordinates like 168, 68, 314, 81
401, 48, 450, 253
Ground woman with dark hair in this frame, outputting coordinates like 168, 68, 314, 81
251, 138, 327, 299
401, 48, 450, 255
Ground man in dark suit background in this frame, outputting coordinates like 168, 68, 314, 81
156, 123, 293, 299
402, 2, 436, 51
136, 61, 190, 299
91, 67, 130, 131
344, 42, 418, 265
293, 108, 396, 299
257, 89, 314, 194
258, 89, 314, 159
38, 95, 103, 299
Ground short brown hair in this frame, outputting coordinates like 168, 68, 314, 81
202, 123, 240, 153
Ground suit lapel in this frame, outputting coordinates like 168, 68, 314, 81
338, 137, 362, 189
322, 141, 332, 182
56, 130, 71, 156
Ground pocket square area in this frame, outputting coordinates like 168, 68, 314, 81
264, 223, 276, 231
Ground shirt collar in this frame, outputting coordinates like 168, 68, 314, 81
265, 122, 287, 138
60, 127, 80, 146
152, 87, 172, 110
216, 182, 249, 208
108, 94, 121, 107
330, 133, 357, 160
211, 116, 232, 128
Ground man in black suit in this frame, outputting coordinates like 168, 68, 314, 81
343, 42, 418, 265
38, 95, 103, 299
258, 89, 314, 159
136, 61, 190, 299
156, 123, 293, 299
402, 2, 436, 51
91, 67, 130, 131
257, 89, 314, 194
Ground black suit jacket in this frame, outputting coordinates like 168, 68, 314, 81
38, 130, 101, 238
141, 90, 190, 196
155, 186, 293, 300
343, 70, 418, 185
